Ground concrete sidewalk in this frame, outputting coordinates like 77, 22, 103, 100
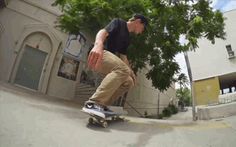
167, 107, 193, 121
1, 83, 236, 147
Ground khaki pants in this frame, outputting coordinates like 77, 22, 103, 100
89, 50, 134, 106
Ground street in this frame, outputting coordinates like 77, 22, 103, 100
1, 83, 236, 147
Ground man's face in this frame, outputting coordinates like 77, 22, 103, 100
134, 19, 145, 34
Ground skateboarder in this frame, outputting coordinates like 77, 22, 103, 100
82, 14, 148, 118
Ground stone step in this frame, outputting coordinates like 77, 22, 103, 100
76, 89, 96, 94
77, 83, 95, 88
75, 83, 96, 101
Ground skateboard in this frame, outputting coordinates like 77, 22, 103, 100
81, 110, 125, 128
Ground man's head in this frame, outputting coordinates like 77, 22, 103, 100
128, 14, 148, 34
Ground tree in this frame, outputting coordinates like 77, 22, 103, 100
176, 73, 191, 107
52, 0, 226, 92
176, 87, 191, 106
177, 73, 189, 89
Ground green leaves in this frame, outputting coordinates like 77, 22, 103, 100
53, 0, 226, 91
176, 87, 191, 106
147, 60, 180, 91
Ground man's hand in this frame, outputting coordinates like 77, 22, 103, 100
87, 29, 108, 70
87, 45, 103, 70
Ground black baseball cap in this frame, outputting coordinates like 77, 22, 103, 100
133, 14, 149, 28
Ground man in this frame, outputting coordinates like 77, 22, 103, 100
82, 14, 148, 118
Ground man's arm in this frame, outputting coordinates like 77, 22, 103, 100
88, 29, 109, 70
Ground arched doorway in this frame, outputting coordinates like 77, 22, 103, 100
12, 32, 52, 90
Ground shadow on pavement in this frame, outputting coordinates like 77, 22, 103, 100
84, 117, 176, 147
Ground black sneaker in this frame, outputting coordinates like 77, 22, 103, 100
82, 102, 115, 118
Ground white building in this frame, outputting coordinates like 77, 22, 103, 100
187, 10, 236, 105
0, 0, 176, 117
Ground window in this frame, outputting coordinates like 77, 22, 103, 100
223, 88, 230, 94
226, 44, 235, 59
0, 22, 3, 38
0, 0, 7, 8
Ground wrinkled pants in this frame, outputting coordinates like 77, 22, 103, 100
89, 50, 134, 106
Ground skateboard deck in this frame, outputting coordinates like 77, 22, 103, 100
81, 109, 124, 128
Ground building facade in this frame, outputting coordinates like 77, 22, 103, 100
187, 10, 236, 106
0, 0, 176, 116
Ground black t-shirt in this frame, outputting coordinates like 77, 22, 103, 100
104, 18, 130, 55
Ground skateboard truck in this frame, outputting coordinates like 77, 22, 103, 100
82, 106, 125, 128
88, 116, 108, 128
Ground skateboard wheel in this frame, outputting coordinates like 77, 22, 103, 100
88, 117, 94, 124
102, 121, 108, 128
120, 117, 125, 121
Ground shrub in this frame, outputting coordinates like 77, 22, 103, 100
162, 107, 172, 117
168, 104, 178, 114
157, 114, 163, 119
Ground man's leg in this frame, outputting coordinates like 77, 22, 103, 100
107, 76, 134, 105
89, 50, 131, 106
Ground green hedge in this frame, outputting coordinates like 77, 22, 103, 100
162, 104, 178, 117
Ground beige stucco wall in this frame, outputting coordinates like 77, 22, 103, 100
0, 0, 176, 109
0, 0, 85, 99
126, 68, 176, 116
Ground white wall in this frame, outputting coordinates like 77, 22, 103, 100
126, 67, 176, 116
187, 10, 236, 81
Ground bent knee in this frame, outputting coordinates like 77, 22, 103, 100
122, 77, 134, 88
116, 62, 131, 76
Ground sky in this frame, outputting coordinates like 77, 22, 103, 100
212, 0, 236, 12
175, 0, 236, 88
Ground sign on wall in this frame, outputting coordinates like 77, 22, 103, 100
63, 32, 86, 61
58, 56, 79, 81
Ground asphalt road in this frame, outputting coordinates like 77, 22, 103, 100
1, 83, 236, 147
